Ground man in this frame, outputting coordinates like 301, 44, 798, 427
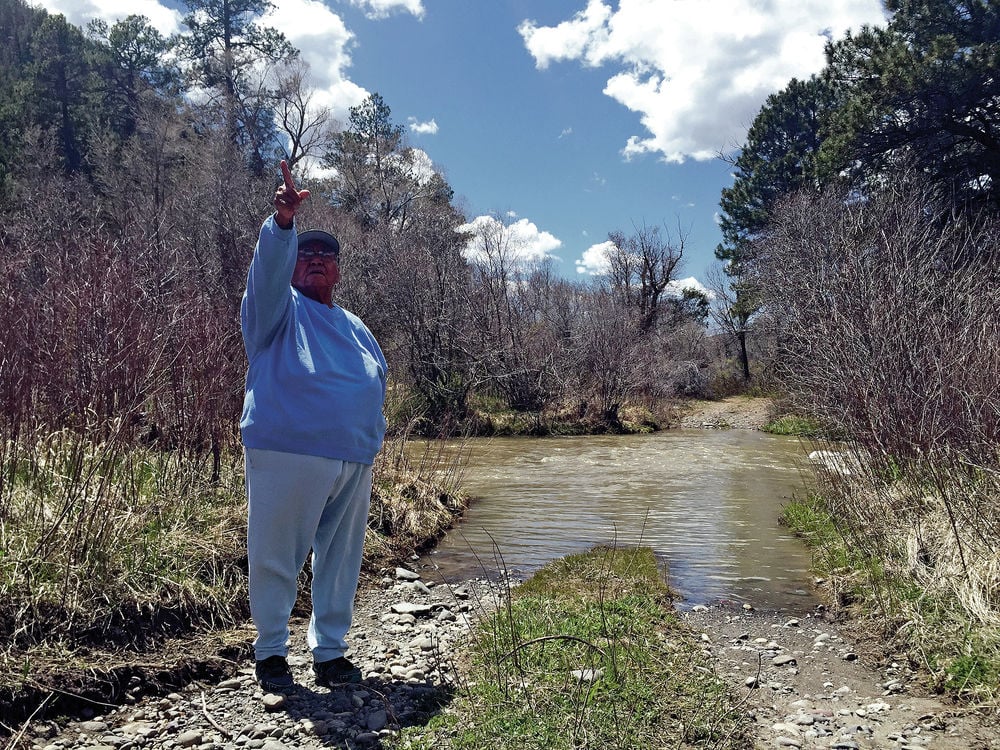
240, 160, 387, 691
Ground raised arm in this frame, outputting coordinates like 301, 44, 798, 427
242, 161, 312, 354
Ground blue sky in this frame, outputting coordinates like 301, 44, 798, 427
37, 0, 888, 288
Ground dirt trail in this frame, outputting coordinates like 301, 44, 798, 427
683, 602, 998, 749
676, 397, 998, 748
675, 395, 777, 430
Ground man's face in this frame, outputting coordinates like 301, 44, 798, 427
291, 240, 340, 295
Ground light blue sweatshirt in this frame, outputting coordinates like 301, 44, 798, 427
240, 216, 387, 465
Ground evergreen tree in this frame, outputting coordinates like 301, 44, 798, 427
179, 0, 296, 172
27, 14, 94, 173
87, 15, 179, 141
0, 0, 46, 190
324, 93, 452, 231
821, 0, 1000, 211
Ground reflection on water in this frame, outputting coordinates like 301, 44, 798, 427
417, 429, 818, 612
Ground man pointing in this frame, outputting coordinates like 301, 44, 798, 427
240, 160, 388, 690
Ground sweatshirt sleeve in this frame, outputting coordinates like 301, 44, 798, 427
241, 215, 298, 357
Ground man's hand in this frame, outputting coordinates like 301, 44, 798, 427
273, 160, 311, 229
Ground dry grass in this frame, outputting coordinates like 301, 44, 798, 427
792, 451, 1000, 702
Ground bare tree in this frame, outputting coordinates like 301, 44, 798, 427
759, 172, 1000, 462
466, 213, 556, 411
707, 265, 760, 381
573, 287, 645, 427
605, 223, 685, 332
271, 59, 340, 169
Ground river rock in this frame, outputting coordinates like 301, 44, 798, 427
175, 730, 202, 747
262, 693, 286, 712
395, 567, 421, 581
366, 709, 388, 731
776, 738, 802, 748
391, 602, 433, 616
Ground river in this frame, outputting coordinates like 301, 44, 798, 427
417, 429, 819, 612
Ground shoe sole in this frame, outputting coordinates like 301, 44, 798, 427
258, 680, 295, 692
314, 670, 363, 686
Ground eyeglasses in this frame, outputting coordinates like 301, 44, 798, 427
297, 245, 338, 259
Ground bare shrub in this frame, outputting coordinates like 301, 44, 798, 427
762, 173, 1000, 648
760, 175, 1000, 463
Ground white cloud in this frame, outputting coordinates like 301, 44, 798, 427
518, 0, 612, 69
457, 215, 562, 264
559, 127, 573, 138
33, 0, 182, 34
668, 276, 714, 299
262, 0, 369, 122
349, 0, 424, 20
519, 0, 886, 163
575, 240, 615, 275
404, 148, 437, 184
408, 117, 439, 135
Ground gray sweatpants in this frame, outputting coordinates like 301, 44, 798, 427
245, 448, 372, 662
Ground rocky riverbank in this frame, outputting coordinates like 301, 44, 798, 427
675, 395, 777, 431
12, 566, 502, 750
17, 561, 1000, 750
10, 401, 1000, 749
682, 601, 1000, 750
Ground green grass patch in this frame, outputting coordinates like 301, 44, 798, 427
778, 493, 852, 570
762, 414, 824, 436
391, 546, 751, 750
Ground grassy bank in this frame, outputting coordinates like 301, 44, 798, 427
390, 546, 751, 750
781, 471, 1000, 704
456, 393, 686, 437
0, 432, 467, 731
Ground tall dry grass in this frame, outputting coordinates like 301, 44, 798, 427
0, 203, 252, 656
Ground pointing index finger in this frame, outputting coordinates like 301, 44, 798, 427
280, 159, 296, 192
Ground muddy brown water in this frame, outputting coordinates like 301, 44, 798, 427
417, 429, 820, 612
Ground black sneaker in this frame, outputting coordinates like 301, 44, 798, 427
255, 655, 294, 691
313, 656, 363, 686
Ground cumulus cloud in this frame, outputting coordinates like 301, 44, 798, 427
32, 0, 182, 34
405, 148, 437, 184
262, 0, 369, 121
349, 0, 424, 19
668, 276, 714, 299
575, 240, 616, 275
457, 215, 562, 264
408, 117, 439, 135
519, 0, 886, 162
